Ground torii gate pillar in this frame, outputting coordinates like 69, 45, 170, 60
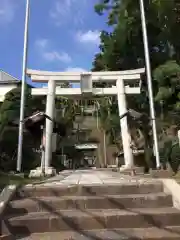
44, 80, 56, 171
117, 78, 133, 167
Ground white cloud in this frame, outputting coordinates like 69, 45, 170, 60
35, 38, 72, 63
35, 39, 49, 49
0, 0, 17, 24
43, 51, 71, 63
65, 67, 87, 72
76, 30, 100, 45
50, 0, 86, 26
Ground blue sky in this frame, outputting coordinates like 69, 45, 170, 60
0, 0, 108, 87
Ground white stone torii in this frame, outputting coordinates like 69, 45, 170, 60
27, 68, 145, 174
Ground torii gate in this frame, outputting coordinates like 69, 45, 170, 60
27, 68, 145, 174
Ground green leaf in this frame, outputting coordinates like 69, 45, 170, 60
155, 87, 173, 101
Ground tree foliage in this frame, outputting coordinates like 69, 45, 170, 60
0, 84, 41, 172
93, 0, 180, 70
93, 0, 180, 114
0, 84, 31, 134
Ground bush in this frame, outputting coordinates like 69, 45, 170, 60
159, 139, 180, 173
169, 144, 180, 173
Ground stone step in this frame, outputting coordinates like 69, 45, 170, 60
15, 227, 180, 240
3, 208, 180, 235
6, 193, 173, 215
14, 182, 164, 199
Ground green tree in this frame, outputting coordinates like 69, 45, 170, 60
93, 0, 180, 118
0, 83, 41, 172
154, 60, 180, 112
93, 0, 175, 72
0, 84, 32, 136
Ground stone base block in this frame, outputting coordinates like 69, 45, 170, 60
150, 169, 173, 178
29, 167, 56, 178
107, 165, 117, 168
119, 165, 144, 175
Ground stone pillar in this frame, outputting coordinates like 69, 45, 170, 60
116, 78, 134, 168
178, 130, 180, 148
44, 80, 56, 172
115, 156, 119, 168
40, 126, 45, 173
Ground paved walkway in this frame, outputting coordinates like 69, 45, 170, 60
33, 169, 156, 187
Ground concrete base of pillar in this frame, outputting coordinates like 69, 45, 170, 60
29, 167, 56, 178
119, 165, 132, 171
107, 165, 117, 168
119, 165, 144, 175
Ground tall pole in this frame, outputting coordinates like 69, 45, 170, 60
139, 0, 160, 168
17, 0, 30, 172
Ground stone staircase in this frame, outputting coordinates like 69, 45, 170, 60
2, 181, 180, 239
